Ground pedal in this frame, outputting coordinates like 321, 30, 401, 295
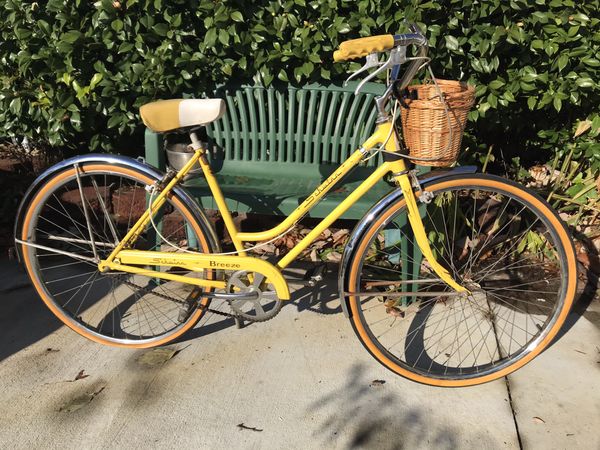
288, 264, 328, 287
306, 263, 327, 287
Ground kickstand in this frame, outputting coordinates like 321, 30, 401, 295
234, 316, 244, 329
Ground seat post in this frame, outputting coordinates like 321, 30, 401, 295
189, 130, 203, 151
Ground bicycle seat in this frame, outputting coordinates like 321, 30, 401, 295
140, 98, 226, 133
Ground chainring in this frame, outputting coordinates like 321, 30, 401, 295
226, 270, 282, 322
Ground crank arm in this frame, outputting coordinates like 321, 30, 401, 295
205, 291, 260, 301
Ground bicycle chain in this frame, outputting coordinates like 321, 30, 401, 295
108, 274, 246, 320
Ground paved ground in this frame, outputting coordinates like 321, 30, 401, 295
0, 259, 598, 449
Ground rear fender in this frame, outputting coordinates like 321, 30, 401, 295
13, 154, 219, 262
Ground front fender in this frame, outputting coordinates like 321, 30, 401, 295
338, 165, 477, 317
13, 154, 219, 262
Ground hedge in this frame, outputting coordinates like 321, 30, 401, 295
0, 0, 599, 176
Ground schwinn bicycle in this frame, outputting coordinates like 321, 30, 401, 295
15, 28, 577, 386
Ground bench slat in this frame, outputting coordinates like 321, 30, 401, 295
145, 82, 395, 219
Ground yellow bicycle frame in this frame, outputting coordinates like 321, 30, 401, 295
98, 120, 467, 299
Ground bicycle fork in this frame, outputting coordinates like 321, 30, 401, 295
393, 170, 469, 294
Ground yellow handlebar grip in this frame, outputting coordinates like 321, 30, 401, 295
333, 34, 395, 61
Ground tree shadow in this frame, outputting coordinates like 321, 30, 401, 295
306, 363, 491, 449
552, 229, 599, 342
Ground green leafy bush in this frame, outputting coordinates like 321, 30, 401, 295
0, 0, 598, 177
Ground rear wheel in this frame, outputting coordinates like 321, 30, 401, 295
20, 162, 217, 348
344, 175, 577, 386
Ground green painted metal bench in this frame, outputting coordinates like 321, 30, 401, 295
144, 81, 395, 220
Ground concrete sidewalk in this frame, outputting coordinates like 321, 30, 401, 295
0, 260, 598, 449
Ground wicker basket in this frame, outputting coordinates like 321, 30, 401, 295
400, 79, 475, 167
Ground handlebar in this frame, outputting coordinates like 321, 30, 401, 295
333, 29, 429, 120
333, 33, 427, 62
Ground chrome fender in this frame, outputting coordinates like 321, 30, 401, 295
13, 154, 220, 262
338, 166, 478, 317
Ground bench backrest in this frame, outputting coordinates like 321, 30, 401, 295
204, 81, 386, 177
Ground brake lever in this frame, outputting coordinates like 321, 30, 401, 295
354, 46, 407, 95
344, 52, 383, 86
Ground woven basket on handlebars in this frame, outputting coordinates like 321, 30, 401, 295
400, 79, 475, 167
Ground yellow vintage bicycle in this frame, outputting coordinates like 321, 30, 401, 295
15, 29, 577, 386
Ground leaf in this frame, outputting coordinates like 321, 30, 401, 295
111, 19, 123, 32
576, 77, 594, 88
154, 23, 169, 36
574, 120, 591, 138
74, 370, 89, 381
445, 35, 459, 51
553, 96, 562, 112
230, 11, 244, 22
107, 114, 122, 128
337, 23, 351, 34
527, 97, 537, 110
218, 29, 229, 45
204, 28, 217, 46
489, 79, 504, 90
136, 347, 177, 366
62, 30, 82, 43
557, 54, 568, 71
131, 63, 144, 75
59, 386, 105, 413
277, 69, 289, 82
89, 73, 103, 90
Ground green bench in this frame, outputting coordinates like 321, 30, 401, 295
144, 81, 395, 220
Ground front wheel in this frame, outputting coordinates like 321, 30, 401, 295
19, 161, 218, 348
343, 174, 577, 386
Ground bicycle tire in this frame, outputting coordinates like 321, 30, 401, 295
344, 174, 577, 386
19, 161, 218, 348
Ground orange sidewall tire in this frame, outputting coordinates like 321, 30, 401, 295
21, 164, 213, 349
347, 176, 577, 387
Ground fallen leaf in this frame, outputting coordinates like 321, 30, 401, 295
384, 299, 396, 308
385, 307, 404, 318
326, 251, 341, 262
332, 229, 349, 245
577, 251, 591, 269
74, 370, 89, 381
237, 423, 263, 432
137, 348, 177, 366
532, 416, 546, 424
59, 386, 105, 413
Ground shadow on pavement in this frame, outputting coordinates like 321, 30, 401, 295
289, 277, 342, 316
306, 363, 497, 449
0, 282, 63, 362
178, 272, 342, 344
553, 230, 599, 342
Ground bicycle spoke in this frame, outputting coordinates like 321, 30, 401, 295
349, 179, 573, 382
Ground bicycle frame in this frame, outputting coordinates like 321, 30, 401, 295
98, 119, 468, 299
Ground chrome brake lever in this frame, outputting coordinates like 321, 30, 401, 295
354, 46, 408, 95
344, 53, 383, 86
